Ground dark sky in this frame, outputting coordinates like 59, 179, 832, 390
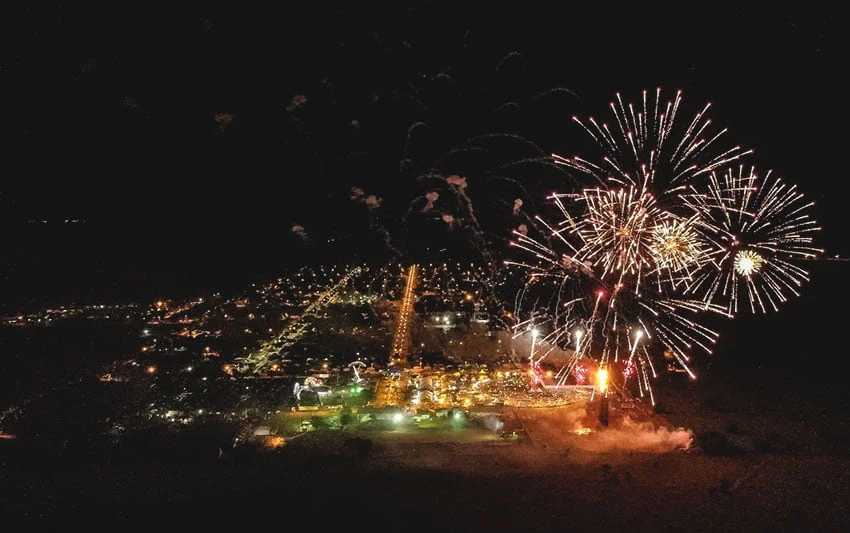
1, 3, 846, 306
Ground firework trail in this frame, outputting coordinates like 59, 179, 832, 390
388, 53, 579, 268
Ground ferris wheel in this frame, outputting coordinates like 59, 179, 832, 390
347, 361, 367, 383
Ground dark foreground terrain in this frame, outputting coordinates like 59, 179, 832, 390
2, 430, 848, 531
3, 371, 850, 533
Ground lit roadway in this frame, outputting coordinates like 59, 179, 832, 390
372, 265, 417, 407
390, 264, 418, 368
235, 266, 362, 374
373, 375, 406, 407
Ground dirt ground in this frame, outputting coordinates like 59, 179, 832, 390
2, 391, 848, 530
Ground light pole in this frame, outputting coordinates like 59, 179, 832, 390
530, 328, 539, 365
529, 328, 540, 388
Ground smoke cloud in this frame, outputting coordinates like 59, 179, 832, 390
518, 407, 693, 454
446, 175, 468, 189
213, 112, 234, 132
513, 198, 523, 215
569, 409, 693, 453
290, 224, 309, 241
350, 186, 382, 210
423, 191, 440, 212
286, 93, 308, 112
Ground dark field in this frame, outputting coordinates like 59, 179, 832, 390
3, 361, 850, 532
2, 426, 848, 531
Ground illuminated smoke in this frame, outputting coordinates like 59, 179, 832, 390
290, 224, 309, 241
517, 224, 528, 236
350, 186, 383, 210
446, 175, 468, 189
513, 198, 523, 215
575, 414, 693, 453
535, 407, 693, 452
213, 113, 234, 132
363, 195, 381, 209
423, 191, 440, 212
286, 93, 308, 112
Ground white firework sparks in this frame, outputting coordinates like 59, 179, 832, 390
508, 89, 818, 403
685, 165, 822, 314
553, 88, 752, 194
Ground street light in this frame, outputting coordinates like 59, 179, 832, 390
530, 328, 539, 357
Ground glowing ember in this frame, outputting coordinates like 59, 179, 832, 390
734, 249, 763, 277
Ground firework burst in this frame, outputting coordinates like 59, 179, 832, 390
684, 165, 822, 314
553, 88, 752, 194
508, 89, 820, 403
649, 215, 710, 281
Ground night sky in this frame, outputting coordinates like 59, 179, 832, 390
4, 9, 850, 529
2, 4, 846, 308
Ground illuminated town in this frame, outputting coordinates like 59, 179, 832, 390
1, 262, 644, 451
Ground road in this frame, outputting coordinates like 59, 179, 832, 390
235, 266, 362, 373
389, 264, 417, 368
